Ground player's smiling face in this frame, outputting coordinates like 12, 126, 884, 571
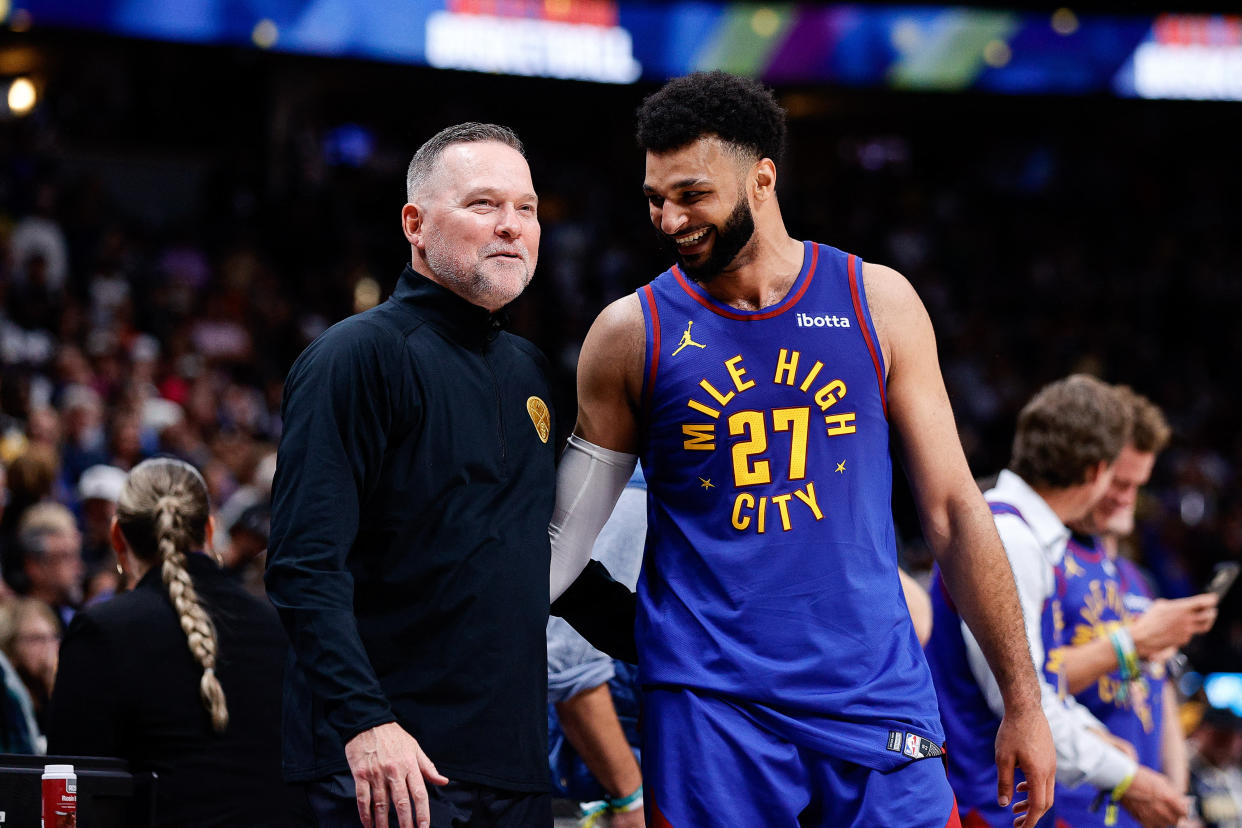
643, 136, 757, 282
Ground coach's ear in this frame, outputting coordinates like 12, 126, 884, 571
401, 202, 426, 250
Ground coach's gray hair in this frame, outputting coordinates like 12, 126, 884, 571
405, 122, 525, 202
115, 457, 228, 733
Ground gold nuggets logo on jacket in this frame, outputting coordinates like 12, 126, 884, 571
527, 396, 550, 444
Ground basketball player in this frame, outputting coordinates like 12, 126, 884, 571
548, 72, 1053, 827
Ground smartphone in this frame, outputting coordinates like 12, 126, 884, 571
1207, 562, 1241, 598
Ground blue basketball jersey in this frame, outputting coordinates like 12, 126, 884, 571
634, 241, 943, 771
1054, 535, 1165, 828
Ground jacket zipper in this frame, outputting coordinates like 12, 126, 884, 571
483, 349, 508, 474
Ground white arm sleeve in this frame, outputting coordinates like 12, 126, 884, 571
962, 515, 1138, 790
549, 434, 638, 602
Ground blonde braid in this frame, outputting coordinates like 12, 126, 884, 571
155, 494, 229, 732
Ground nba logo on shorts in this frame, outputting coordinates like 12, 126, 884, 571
905, 733, 920, 757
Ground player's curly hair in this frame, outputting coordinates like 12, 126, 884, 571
636, 71, 786, 165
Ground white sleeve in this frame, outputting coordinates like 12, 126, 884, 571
548, 434, 638, 601
961, 515, 1137, 790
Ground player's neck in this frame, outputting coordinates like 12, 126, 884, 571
1036, 483, 1098, 528
697, 228, 804, 311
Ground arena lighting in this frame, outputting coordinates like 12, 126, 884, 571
1125, 14, 1242, 101
252, 18, 278, 49
7, 76, 34, 115
424, 9, 641, 84
1051, 8, 1079, 37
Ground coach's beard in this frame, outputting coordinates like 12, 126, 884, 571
658, 195, 756, 284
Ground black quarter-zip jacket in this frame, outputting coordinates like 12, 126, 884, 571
266, 265, 556, 790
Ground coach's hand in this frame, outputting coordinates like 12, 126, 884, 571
346, 722, 450, 828
995, 703, 1055, 828
1121, 766, 1188, 828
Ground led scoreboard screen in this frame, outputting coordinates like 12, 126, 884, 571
7, 0, 1241, 100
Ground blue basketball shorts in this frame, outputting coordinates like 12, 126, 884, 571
643, 687, 961, 828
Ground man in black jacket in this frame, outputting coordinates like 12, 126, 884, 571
267, 123, 555, 828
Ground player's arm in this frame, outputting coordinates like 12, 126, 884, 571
899, 568, 933, 646
555, 685, 645, 827
1160, 681, 1190, 793
1057, 591, 1217, 694
864, 262, 1055, 823
549, 295, 643, 599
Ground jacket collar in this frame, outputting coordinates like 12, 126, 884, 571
391, 265, 508, 347
133, 549, 220, 592
988, 469, 1071, 555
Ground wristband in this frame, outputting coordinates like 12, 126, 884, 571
607, 784, 643, 813
1104, 770, 1136, 826
1114, 627, 1140, 678
577, 799, 609, 828
1108, 627, 1139, 701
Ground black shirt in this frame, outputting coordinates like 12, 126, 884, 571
266, 266, 556, 790
47, 554, 312, 827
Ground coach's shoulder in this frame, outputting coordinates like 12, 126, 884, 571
286, 309, 404, 388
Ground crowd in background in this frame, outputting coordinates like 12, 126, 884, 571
0, 26, 1237, 816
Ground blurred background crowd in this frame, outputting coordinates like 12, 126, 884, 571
0, 4, 1239, 821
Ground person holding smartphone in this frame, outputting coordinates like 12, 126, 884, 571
1050, 386, 1219, 828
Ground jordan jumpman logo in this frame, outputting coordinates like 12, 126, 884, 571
672, 320, 706, 356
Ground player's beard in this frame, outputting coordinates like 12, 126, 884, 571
657, 192, 756, 284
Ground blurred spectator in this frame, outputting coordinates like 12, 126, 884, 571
0, 642, 41, 754
222, 502, 269, 599
9, 183, 68, 293
76, 463, 127, 568
46, 457, 312, 826
0, 597, 61, 737
1189, 706, 1242, 828
58, 384, 108, 485
17, 503, 84, 627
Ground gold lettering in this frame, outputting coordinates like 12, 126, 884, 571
725, 355, 756, 393
793, 482, 824, 520
682, 424, 716, 451
700, 378, 735, 407
825, 412, 857, 436
799, 360, 824, 392
730, 491, 750, 531
771, 493, 794, 531
757, 496, 767, 534
732, 493, 754, 531
814, 379, 847, 411
686, 399, 721, 419
775, 349, 801, 386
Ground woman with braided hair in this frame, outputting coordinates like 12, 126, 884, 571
46, 457, 311, 826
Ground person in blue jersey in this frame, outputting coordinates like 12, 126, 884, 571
546, 71, 1054, 828
1051, 387, 1216, 827
925, 376, 1189, 828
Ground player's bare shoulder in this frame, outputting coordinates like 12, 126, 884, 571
576, 294, 646, 446
860, 261, 935, 380
580, 294, 645, 389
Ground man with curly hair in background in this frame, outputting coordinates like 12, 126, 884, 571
547, 71, 1053, 828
